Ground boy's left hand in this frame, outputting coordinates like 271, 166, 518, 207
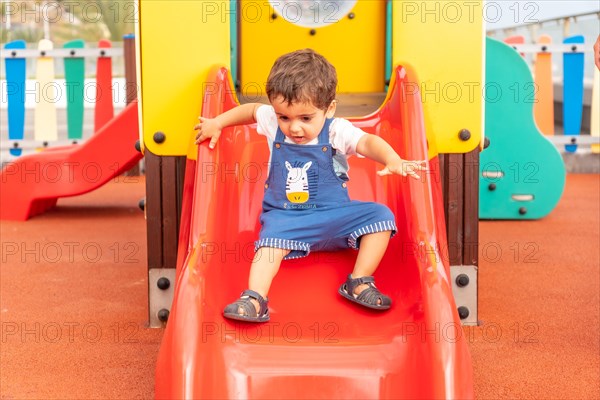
377, 159, 428, 180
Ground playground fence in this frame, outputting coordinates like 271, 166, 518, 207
1, 35, 137, 162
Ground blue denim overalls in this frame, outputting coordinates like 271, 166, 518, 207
256, 118, 397, 259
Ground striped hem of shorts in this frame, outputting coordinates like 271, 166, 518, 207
348, 220, 397, 249
255, 238, 311, 259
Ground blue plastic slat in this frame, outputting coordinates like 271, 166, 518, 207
4, 40, 27, 156
563, 35, 585, 153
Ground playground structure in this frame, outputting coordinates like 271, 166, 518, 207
137, 1, 481, 398
479, 33, 599, 219
0, 36, 141, 220
1, 1, 598, 398
480, 37, 566, 220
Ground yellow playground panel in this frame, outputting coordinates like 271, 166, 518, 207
240, 0, 386, 94
138, 0, 483, 157
138, 0, 230, 157
392, 1, 483, 154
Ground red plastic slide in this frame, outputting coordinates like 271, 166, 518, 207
0, 101, 141, 221
155, 67, 474, 399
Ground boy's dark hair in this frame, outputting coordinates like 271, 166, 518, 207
266, 49, 337, 111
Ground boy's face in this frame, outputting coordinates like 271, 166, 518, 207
271, 96, 336, 145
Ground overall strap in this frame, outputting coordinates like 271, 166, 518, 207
318, 118, 334, 144
275, 126, 285, 142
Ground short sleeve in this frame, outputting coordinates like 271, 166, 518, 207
255, 105, 278, 141
329, 118, 367, 157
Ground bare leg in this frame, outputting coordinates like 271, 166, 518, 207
351, 231, 391, 303
235, 247, 289, 315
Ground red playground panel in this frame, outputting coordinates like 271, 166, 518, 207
155, 66, 474, 399
0, 102, 141, 221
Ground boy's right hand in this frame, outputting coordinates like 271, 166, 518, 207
194, 117, 222, 149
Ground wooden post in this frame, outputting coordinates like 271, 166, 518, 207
440, 147, 479, 325
145, 148, 187, 327
123, 34, 140, 175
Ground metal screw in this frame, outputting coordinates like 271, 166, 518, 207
157, 309, 170, 322
456, 274, 470, 287
153, 131, 166, 144
459, 129, 471, 141
457, 306, 470, 319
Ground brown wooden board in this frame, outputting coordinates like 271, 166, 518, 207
145, 149, 163, 269
439, 150, 480, 267
124, 36, 140, 176
145, 150, 187, 270
446, 153, 464, 266
462, 148, 479, 266
124, 36, 138, 104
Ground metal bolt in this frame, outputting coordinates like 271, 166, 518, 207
457, 306, 470, 319
310, 29, 316, 36
348, 12, 355, 19
488, 183, 496, 191
459, 129, 471, 141
157, 309, 170, 322
519, 207, 527, 215
157, 277, 171, 290
484, 137, 490, 149
456, 274, 470, 287
153, 131, 166, 144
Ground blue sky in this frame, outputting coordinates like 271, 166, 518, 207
486, 0, 600, 29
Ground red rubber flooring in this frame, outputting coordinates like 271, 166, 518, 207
1, 174, 598, 399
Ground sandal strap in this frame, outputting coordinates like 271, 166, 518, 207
345, 274, 375, 294
356, 286, 390, 306
230, 298, 259, 318
240, 289, 268, 316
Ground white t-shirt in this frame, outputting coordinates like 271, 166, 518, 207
255, 105, 366, 177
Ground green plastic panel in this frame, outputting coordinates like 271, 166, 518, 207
480, 38, 565, 220
63, 40, 85, 140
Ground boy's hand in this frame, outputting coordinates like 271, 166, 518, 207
377, 158, 428, 180
194, 117, 222, 149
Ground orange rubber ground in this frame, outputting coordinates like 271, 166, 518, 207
1, 174, 598, 399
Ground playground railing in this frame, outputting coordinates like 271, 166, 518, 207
487, 11, 599, 156
1, 35, 137, 162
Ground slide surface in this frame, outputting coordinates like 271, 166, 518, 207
0, 102, 141, 221
155, 67, 474, 399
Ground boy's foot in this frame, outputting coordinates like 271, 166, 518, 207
223, 289, 270, 322
338, 274, 391, 310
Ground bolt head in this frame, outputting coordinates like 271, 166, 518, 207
157, 277, 171, 290
457, 306, 470, 319
459, 129, 471, 141
519, 207, 527, 215
484, 137, 490, 149
456, 274, 470, 287
153, 131, 166, 144
157, 309, 170, 322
